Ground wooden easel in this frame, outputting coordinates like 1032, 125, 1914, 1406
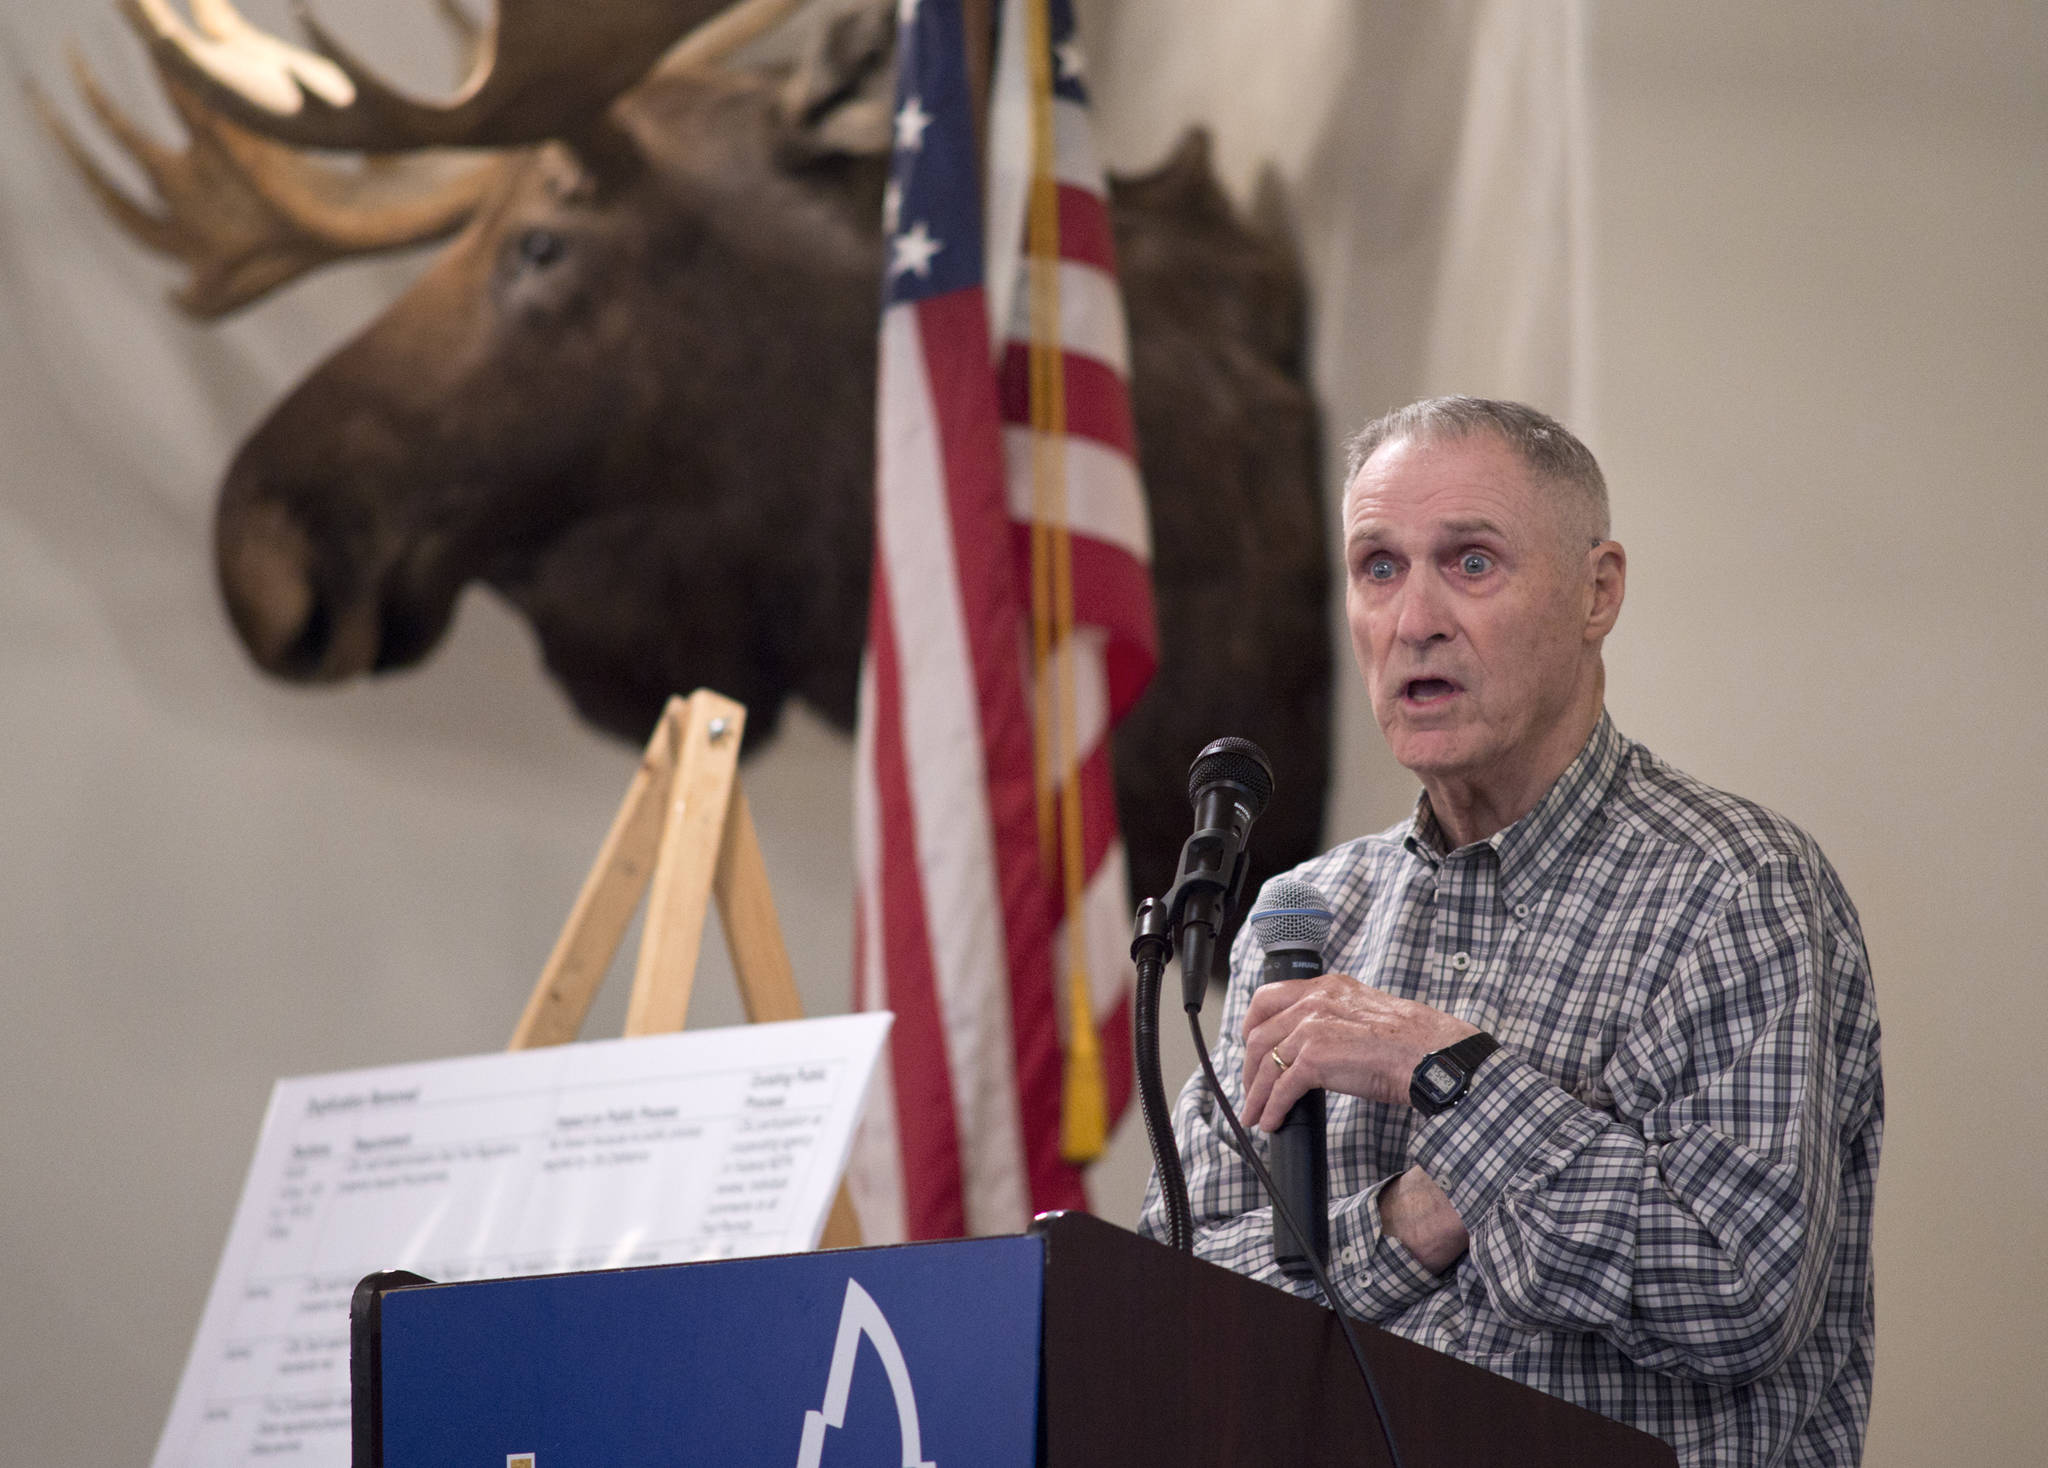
508, 687, 862, 1249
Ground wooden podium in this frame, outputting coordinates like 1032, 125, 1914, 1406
1031, 1213, 1675, 1467
351, 1211, 1677, 1467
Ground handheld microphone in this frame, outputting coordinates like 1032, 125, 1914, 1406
1169, 738, 1275, 1012
1249, 876, 1333, 1278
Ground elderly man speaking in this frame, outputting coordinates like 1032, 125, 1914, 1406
1142, 398, 1881, 1466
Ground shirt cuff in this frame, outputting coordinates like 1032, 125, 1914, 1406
1323, 1173, 1451, 1320
1408, 1052, 1601, 1228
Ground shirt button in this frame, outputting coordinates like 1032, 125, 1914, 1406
1513, 903, 1530, 919
1450, 952, 1471, 970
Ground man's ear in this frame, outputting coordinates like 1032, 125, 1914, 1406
1585, 541, 1626, 642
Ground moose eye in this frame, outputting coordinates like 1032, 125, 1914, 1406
513, 228, 568, 270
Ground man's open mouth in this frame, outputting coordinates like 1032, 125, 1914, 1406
1402, 678, 1461, 704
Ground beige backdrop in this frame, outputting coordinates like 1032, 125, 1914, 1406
0, 2, 2039, 1464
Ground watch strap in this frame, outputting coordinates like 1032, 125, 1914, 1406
1438, 1031, 1500, 1075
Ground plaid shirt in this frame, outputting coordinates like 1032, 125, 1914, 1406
1141, 713, 1882, 1466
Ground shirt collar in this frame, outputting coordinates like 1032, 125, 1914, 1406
1401, 711, 1626, 909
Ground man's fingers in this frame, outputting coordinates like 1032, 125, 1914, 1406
1247, 1027, 1316, 1130
1241, 973, 1414, 1122
1259, 1054, 1317, 1130
1242, 1044, 1275, 1120
1242, 1009, 1310, 1118
1242, 972, 1375, 1046
1243, 985, 1342, 1126
1242, 977, 1314, 1033
1242, 983, 1339, 1074
1241, 1020, 1301, 1128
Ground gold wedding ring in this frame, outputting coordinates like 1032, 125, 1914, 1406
1271, 1049, 1290, 1072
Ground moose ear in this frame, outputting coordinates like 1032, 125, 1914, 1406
777, 0, 896, 161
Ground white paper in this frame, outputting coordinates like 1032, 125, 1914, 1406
151, 1012, 893, 1468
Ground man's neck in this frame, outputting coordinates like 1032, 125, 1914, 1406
1420, 692, 1605, 851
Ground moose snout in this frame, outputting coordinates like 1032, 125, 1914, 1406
214, 492, 382, 682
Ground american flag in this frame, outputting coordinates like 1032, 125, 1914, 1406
850, 0, 1156, 1241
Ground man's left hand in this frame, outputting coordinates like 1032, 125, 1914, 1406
1379, 1165, 1470, 1272
1241, 974, 1478, 1131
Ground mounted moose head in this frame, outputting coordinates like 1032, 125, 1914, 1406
37, 0, 1332, 904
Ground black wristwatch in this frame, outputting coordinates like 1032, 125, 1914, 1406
1409, 1032, 1501, 1115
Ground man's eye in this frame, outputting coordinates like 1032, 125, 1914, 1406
1459, 552, 1493, 576
1362, 556, 1397, 582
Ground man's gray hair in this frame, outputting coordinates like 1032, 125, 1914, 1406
1342, 396, 1611, 542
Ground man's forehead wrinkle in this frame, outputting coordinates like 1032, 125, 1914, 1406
1343, 436, 1586, 560
1344, 517, 1513, 553
1439, 516, 1512, 540
1342, 483, 1535, 546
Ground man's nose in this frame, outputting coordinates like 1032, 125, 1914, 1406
1392, 568, 1454, 645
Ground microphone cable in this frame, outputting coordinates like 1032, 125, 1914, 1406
1184, 1008, 1409, 1468
1133, 897, 1409, 1468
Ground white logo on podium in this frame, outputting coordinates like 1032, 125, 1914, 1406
794, 1278, 936, 1468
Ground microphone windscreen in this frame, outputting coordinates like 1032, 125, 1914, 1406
1188, 736, 1275, 815
1248, 877, 1333, 953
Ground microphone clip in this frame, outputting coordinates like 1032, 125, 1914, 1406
1129, 895, 1174, 970
1160, 822, 1253, 1014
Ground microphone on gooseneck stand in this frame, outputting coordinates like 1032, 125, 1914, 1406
1133, 737, 1276, 1255
1171, 737, 1275, 1013
1249, 877, 1334, 1278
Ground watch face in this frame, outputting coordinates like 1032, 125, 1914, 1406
1419, 1057, 1462, 1100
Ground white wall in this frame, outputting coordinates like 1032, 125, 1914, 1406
0, 2, 2040, 1464
1589, 9, 2048, 1459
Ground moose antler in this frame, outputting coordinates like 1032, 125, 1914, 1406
34, 0, 818, 314
30, 44, 506, 316
122, 0, 802, 152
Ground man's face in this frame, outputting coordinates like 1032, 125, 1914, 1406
1343, 432, 1599, 791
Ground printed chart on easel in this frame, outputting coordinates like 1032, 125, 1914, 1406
152, 1015, 891, 1468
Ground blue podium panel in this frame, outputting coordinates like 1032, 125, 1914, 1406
379, 1236, 1044, 1468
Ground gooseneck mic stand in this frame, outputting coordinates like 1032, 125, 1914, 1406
1129, 894, 1190, 1251
1131, 736, 1273, 1252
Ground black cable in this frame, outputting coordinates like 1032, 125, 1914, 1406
1132, 946, 1192, 1253
1186, 1009, 1408, 1468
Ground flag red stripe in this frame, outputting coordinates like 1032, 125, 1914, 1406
1019, 737, 1124, 885
1064, 532, 1155, 640
1074, 740, 1118, 877
998, 346, 1139, 459
1006, 526, 1154, 643
1068, 538, 1157, 715
1005, 527, 1157, 717
1057, 183, 1117, 273
866, 559, 968, 1238
1098, 989, 1134, 1122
